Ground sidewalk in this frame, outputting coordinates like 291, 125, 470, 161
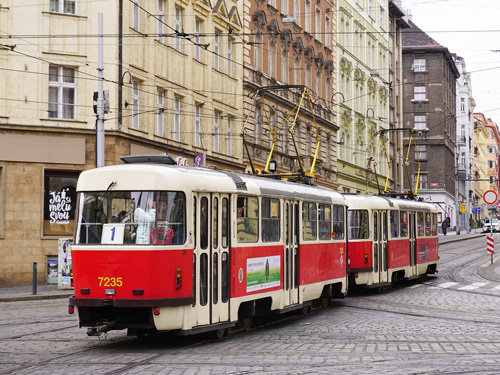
0, 284, 73, 303
438, 229, 485, 244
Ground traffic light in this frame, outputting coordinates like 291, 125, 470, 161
490, 176, 496, 184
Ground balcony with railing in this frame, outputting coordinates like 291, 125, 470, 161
457, 162, 467, 179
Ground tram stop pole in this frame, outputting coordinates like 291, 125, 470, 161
489, 208, 495, 264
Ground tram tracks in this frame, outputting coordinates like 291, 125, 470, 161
437, 238, 494, 285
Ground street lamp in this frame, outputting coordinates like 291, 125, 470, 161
118, 71, 133, 130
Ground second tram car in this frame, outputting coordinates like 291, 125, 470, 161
69, 160, 349, 337
344, 194, 439, 287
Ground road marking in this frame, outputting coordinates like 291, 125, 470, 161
436, 282, 458, 289
409, 284, 423, 288
458, 282, 488, 290
492, 285, 500, 291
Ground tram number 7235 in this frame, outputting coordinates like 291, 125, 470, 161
98, 277, 123, 287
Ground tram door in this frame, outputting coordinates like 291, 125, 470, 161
373, 211, 389, 284
380, 211, 389, 283
409, 212, 417, 277
283, 200, 299, 306
193, 193, 230, 327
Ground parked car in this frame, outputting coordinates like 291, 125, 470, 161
483, 218, 500, 232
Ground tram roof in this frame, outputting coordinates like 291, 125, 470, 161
343, 194, 437, 212
76, 164, 346, 205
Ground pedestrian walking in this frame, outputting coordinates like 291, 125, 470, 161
441, 218, 449, 236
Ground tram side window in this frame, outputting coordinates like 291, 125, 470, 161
417, 212, 425, 237
213, 197, 218, 249
221, 252, 229, 303
424, 213, 431, 236
302, 202, 317, 240
200, 253, 208, 306
192, 255, 196, 307
318, 204, 331, 240
348, 210, 369, 240
222, 198, 229, 248
262, 198, 280, 242
237, 196, 258, 243
193, 197, 197, 249
390, 211, 399, 238
431, 213, 437, 235
400, 211, 408, 237
156, 191, 186, 245
200, 197, 209, 249
332, 205, 344, 240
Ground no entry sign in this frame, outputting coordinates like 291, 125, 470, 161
483, 190, 498, 205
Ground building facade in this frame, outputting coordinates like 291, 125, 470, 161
479, 113, 500, 219
243, 0, 338, 188
0, 0, 244, 286
472, 114, 493, 222
454, 55, 475, 232
401, 20, 459, 228
387, 0, 410, 193
336, 0, 391, 194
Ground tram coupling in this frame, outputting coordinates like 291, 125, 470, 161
86, 319, 118, 337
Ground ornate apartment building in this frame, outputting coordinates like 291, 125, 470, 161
243, 0, 338, 188
336, 0, 391, 194
0, 0, 243, 286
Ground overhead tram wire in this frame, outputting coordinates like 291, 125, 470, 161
5, 38, 499, 130
5, 10, 498, 129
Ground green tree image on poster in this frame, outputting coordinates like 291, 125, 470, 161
246, 256, 280, 292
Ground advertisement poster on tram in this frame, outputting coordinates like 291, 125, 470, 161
58, 238, 73, 290
246, 256, 281, 292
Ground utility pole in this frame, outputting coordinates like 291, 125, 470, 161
96, 13, 105, 168
455, 151, 460, 235
118, 0, 123, 130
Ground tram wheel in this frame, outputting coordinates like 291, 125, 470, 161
321, 297, 329, 309
241, 317, 253, 332
301, 305, 311, 315
214, 328, 228, 339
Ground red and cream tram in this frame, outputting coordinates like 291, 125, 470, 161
344, 194, 439, 287
68, 157, 348, 337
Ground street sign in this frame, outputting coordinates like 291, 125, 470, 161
483, 190, 498, 205
487, 236, 495, 255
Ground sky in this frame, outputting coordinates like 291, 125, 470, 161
403, 0, 500, 123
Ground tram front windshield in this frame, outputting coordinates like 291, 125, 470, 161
75, 191, 186, 245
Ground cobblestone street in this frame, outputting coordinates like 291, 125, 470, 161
1, 236, 500, 374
